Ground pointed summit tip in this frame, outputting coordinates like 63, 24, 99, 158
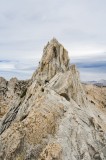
43, 37, 63, 52
50, 37, 59, 44
32, 38, 70, 82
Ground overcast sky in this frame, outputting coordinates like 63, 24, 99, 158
0, 0, 106, 80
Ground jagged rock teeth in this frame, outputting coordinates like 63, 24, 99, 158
32, 38, 70, 83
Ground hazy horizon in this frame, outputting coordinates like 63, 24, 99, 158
0, 51, 105, 81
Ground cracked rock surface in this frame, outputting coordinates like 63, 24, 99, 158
0, 39, 106, 160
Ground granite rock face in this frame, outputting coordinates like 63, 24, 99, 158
32, 38, 69, 83
0, 39, 106, 160
0, 77, 30, 120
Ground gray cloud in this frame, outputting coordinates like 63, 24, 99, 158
0, 59, 38, 80
0, 0, 106, 80
71, 53, 106, 81
0, 53, 105, 81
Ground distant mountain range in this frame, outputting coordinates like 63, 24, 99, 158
83, 79, 106, 87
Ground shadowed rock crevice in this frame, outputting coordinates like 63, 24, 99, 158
60, 93, 70, 101
0, 101, 21, 134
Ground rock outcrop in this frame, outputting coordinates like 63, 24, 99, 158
0, 77, 30, 120
32, 38, 69, 83
0, 39, 106, 160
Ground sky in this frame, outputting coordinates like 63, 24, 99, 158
0, 0, 106, 81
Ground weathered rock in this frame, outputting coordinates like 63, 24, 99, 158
47, 64, 87, 107
38, 142, 62, 160
0, 77, 30, 119
0, 39, 106, 160
0, 77, 7, 93
32, 38, 70, 83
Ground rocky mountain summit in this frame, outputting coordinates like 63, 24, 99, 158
0, 38, 106, 160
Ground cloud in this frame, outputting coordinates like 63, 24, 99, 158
71, 53, 106, 81
0, 59, 38, 80
0, 53, 105, 81
0, 0, 106, 80
0, 63, 15, 71
0, 0, 106, 58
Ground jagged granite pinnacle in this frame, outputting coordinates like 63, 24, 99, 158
32, 38, 70, 83
0, 39, 106, 160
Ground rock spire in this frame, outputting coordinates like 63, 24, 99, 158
32, 38, 70, 83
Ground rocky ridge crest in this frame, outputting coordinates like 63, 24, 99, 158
0, 39, 106, 160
